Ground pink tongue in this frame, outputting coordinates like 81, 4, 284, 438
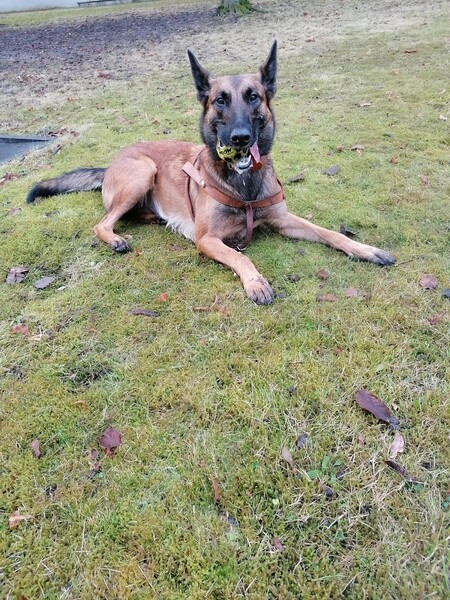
249, 142, 262, 171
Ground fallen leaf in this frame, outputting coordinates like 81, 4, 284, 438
419, 175, 429, 186
359, 102, 371, 107
384, 460, 422, 483
219, 513, 239, 526
390, 156, 398, 164
296, 433, 308, 449
419, 275, 438, 290
357, 432, 364, 447
11, 323, 30, 336
128, 307, 159, 317
319, 482, 334, 499
211, 478, 220, 504
272, 537, 283, 552
288, 173, 305, 183
336, 144, 345, 152
317, 269, 329, 280
389, 431, 405, 459
439, 114, 448, 121
350, 144, 365, 152
287, 274, 301, 282
158, 292, 168, 302
30, 439, 41, 458
98, 427, 122, 456
428, 314, 442, 326
0, 172, 18, 187
355, 389, 400, 428
97, 70, 112, 78
9, 511, 33, 529
162, 128, 171, 135
345, 287, 359, 298
8, 207, 21, 216
281, 446, 296, 471
322, 165, 340, 176
317, 294, 337, 303
193, 306, 210, 312
340, 224, 357, 237
404, 48, 418, 54
6, 266, 28, 284
33, 276, 55, 289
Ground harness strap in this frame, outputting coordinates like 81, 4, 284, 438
182, 154, 285, 249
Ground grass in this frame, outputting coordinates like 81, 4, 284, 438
0, 0, 449, 597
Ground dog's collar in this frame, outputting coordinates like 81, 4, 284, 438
182, 150, 284, 250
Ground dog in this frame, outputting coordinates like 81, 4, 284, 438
27, 41, 395, 305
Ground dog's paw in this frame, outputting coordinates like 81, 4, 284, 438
245, 276, 274, 305
349, 244, 395, 266
108, 237, 130, 253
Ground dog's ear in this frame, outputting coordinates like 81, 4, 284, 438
258, 40, 277, 99
187, 50, 211, 103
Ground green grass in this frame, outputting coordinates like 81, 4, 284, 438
1, 0, 449, 597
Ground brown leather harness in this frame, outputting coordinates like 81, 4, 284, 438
182, 149, 284, 250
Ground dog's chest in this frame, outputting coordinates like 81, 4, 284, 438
220, 205, 265, 246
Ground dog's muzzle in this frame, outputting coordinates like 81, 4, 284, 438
216, 141, 261, 174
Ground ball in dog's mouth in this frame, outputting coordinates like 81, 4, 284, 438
216, 141, 258, 173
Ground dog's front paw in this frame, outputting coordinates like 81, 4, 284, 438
108, 236, 130, 253
349, 243, 395, 266
245, 276, 274, 305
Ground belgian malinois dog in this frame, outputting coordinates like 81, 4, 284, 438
27, 41, 395, 305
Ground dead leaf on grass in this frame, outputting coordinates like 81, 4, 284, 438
211, 478, 220, 504
384, 460, 422, 483
296, 433, 308, 449
34, 276, 55, 289
404, 48, 418, 54
389, 431, 405, 459
441, 289, 450, 300
6, 266, 28, 284
288, 173, 305, 183
30, 439, 41, 458
317, 294, 337, 303
272, 537, 283, 552
428, 314, 442, 326
419, 275, 438, 290
281, 446, 296, 471
88, 449, 101, 478
0, 172, 18, 187
158, 292, 168, 302
9, 511, 33, 529
97, 70, 112, 78
317, 269, 329, 280
351, 144, 365, 154
419, 175, 429, 186
359, 102, 371, 107
8, 207, 21, 216
345, 287, 359, 298
319, 482, 334, 499
322, 165, 340, 176
11, 323, 30, 336
355, 389, 400, 428
128, 307, 159, 317
357, 432, 364, 446
336, 144, 345, 152
98, 427, 122, 456
390, 156, 398, 164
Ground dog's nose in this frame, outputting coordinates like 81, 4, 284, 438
230, 128, 251, 147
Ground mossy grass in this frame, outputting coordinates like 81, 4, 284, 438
1, 1, 449, 597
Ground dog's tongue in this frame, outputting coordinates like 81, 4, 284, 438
249, 142, 262, 171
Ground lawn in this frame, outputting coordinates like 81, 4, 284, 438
0, 0, 449, 597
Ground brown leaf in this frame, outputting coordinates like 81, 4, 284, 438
33, 276, 55, 289
88, 449, 101, 478
359, 102, 371, 107
30, 439, 41, 459
317, 269, 329, 280
384, 460, 421, 483
158, 292, 168, 302
319, 482, 334, 499
390, 156, 398, 164
389, 431, 405, 459
219, 512, 239, 527
193, 306, 210, 312
322, 165, 340, 176
97, 70, 112, 78
0, 172, 18, 186
6, 266, 28, 284
355, 390, 400, 428
211, 478, 220, 504
428, 314, 442, 326
8, 207, 21, 216
272, 537, 283, 552
11, 323, 30, 336
336, 144, 345, 152
317, 294, 337, 303
128, 307, 159, 317
357, 432, 364, 447
296, 433, 308, 449
281, 446, 296, 470
98, 427, 122, 456
345, 287, 359, 298
305, 36, 315, 42
419, 275, 438, 290
404, 48, 418, 54
350, 144, 365, 152
288, 173, 305, 183
419, 175, 429, 186
9, 511, 33, 529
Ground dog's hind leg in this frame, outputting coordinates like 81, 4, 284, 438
93, 157, 157, 252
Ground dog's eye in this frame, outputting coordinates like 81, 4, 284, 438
250, 93, 259, 103
216, 97, 225, 106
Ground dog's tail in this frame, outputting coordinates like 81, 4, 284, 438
26, 167, 106, 204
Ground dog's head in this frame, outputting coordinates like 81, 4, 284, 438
187, 42, 277, 173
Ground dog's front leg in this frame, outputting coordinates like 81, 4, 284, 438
270, 211, 395, 266
196, 234, 274, 305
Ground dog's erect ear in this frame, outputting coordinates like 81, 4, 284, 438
187, 50, 211, 103
258, 40, 277, 99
